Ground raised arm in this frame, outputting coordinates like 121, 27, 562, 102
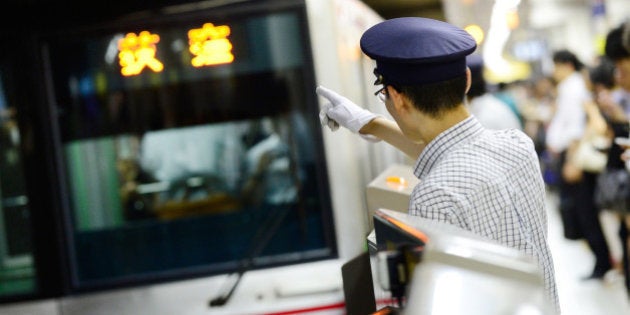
361, 116, 425, 160
316, 85, 425, 160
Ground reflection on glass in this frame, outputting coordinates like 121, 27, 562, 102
0, 73, 36, 297
64, 115, 329, 284
66, 117, 300, 230
48, 9, 334, 287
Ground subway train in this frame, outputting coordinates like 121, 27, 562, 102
0, 0, 406, 313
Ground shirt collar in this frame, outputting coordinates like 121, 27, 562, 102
413, 116, 484, 178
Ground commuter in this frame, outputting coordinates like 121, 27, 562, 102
589, 56, 624, 174
316, 17, 559, 313
494, 81, 525, 129
522, 76, 556, 154
521, 76, 559, 188
602, 22, 630, 128
545, 49, 614, 280
465, 54, 522, 130
545, 50, 588, 231
603, 21, 630, 296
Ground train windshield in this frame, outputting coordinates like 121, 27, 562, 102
45, 5, 335, 288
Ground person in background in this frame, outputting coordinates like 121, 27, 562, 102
603, 21, 630, 297
465, 54, 522, 130
546, 49, 614, 280
518, 76, 559, 189
602, 22, 630, 123
522, 76, 556, 154
494, 81, 525, 129
522, 76, 559, 188
316, 17, 559, 313
589, 56, 624, 171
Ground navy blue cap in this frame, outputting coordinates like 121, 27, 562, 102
360, 17, 477, 86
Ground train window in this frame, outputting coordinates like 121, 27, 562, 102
0, 59, 36, 297
45, 5, 335, 289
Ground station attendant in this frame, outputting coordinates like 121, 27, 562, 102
316, 17, 560, 313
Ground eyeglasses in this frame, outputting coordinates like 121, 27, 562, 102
374, 85, 387, 96
375, 85, 388, 103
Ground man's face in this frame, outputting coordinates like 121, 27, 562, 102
615, 57, 630, 91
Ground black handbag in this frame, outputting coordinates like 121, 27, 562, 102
594, 168, 630, 214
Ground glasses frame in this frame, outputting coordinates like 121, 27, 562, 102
374, 85, 387, 96
375, 85, 389, 103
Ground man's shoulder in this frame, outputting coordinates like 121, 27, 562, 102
471, 129, 538, 167
487, 127, 534, 146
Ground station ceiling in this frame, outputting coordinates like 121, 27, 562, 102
361, 0, 446, 20
0, 0, 446, 29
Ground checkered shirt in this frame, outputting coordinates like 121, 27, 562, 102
410, 116, 559, 313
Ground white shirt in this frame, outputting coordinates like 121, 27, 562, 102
409, 116, 560, 313
468, 93, 522, 130
546, 72, 591, 153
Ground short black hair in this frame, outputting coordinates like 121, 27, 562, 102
589, 57, 616, 89
552, 49, 584, 71
394, 74, 468, 118
605, 22, 630, 61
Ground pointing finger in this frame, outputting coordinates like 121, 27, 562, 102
316, 86, 338, 103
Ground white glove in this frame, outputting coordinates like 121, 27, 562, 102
318, 103, 339, 131
316, 85, 381, 142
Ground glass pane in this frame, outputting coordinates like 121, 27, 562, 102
0, 65, 36, 296
47, 8, 335, 287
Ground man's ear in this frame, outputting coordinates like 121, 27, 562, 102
465, 67, 472, 94
388, 87, 409, 113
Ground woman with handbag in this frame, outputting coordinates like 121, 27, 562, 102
547, 49, 614, 280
